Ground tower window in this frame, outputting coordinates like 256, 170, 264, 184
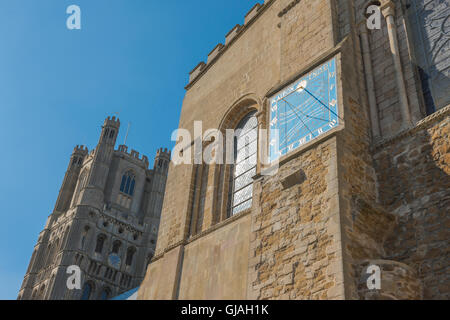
109, 130, 115, 139
80, 226, 90, 250
125, 247, 136, 266
120, 171, 136, 196
111, 240, 121, 254
95, 234, 106, 254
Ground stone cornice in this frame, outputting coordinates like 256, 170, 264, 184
372, 104, 450, 152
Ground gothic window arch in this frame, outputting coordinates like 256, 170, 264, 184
125, 247, 136, 266
405, 0, 450, 114
80, 226, 90, 250
118, 170, 136, 209
120, 170, 136, 196
187, 102, 260, 237
95, 234, 106, 254
111, 240, 121, 254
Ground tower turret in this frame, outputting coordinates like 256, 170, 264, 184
80, 116, 120, 208
53, 145, 88, 213
153, 148, 171, 172
99, 116, 120, 146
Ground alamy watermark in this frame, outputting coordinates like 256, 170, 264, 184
366, 5, 381, 30
170, 121, 280, 176
366, 264, 381, 290
66, 265, 81, 290
66, 5, 81, 30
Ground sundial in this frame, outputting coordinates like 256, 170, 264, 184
269, 57, 340, 162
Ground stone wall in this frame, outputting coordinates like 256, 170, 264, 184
373, 106, 450, 299
357, 259, 422, 300
247, 137, 344, 299
178, 214, 252, 300
139, 0, 449, 300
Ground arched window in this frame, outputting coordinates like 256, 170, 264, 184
111, 240, 121, 254
99, 288, 111, 300
229, 111, 258, 216
95, 234, 106, 254
120, 171, 136, 196
125, 247, 136, 266
81, 282, 94, 300
80, 226, 90, 250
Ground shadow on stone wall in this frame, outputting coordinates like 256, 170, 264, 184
373, 111, 449, 299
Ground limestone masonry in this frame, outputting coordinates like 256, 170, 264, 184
138, 0, 449, 300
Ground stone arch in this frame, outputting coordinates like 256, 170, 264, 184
119, 169, 137, 196
218, 93, 262, 132
94, 233, 107, 254
187, 95, 263, 236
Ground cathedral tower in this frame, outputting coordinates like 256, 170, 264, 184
18, 117, 169, 300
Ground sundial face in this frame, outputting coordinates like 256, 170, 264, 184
269, 58, 339, 163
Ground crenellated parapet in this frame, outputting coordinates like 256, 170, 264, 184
186, 1, 271, 89
117, 145, 150, 168
155, 147, 171, 159
71, 145, 88, 167
73, 145, 89, 155
103, 115, 120, 128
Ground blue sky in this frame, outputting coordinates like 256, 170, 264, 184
0, 0, 258, 300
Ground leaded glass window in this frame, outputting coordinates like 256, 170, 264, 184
230, 112, 258, 216
120, 171, 136, 196
406, 0, 450, 114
